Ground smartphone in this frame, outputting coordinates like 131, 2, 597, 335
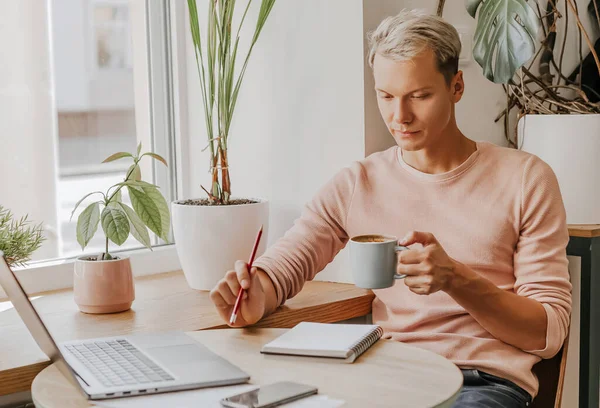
220, 381, 318, 408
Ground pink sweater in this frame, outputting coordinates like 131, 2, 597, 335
253, 141, 571, 397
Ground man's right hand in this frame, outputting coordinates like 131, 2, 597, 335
209, 260, 267, 327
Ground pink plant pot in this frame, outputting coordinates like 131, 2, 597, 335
74, 256, 135, 314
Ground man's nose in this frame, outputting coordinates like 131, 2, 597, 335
393, 99, 412, 124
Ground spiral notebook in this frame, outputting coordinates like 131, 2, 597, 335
260, 322, 383, 363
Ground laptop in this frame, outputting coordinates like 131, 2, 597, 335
0, 251, 250, 399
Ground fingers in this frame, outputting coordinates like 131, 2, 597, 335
397, 249, 421, 265
217, 278, 238, 304
404, 275, 430, 286
235, 260, 251, 289
248, 267, 259, 287
209, 261, 256, 309
225, 270, 245, 300
397, 261, 429, 277
209, 287, 229, 309
400, 231, 437, 247
404, 275, 433, 295
209, 261, 261, 305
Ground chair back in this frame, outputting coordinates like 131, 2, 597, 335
530, 335, 569, 408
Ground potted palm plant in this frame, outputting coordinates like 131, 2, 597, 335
438, 0, 600, 223
71, 144, 170, 313
171, 0, 276, 290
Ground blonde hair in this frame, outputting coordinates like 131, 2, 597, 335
367, 9, 461, 84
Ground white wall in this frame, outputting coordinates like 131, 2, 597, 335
182, 0, 366, 282
0, 0, 59, 260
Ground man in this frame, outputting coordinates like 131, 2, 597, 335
209, 9, 571, 408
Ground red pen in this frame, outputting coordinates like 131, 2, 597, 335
229, 225, 263, 325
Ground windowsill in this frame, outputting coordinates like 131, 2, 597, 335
0, 245, 181, 300
0, 270, 374, 396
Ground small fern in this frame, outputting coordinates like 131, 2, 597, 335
0, 205, 45, 267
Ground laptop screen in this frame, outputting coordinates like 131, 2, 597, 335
0, 251, 85, 392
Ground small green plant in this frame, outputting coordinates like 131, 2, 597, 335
71, 144, 170, 260
0, 206, 45, 267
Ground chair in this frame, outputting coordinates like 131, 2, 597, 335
530, 335, 569, 408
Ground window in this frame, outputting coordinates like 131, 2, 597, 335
0, 1, 179, 292
53, 0, 143, 258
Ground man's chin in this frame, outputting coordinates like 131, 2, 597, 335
399, 144, 419, 152
395, 138, 425, 152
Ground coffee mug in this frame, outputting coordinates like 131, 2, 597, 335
349, 234, 409, 289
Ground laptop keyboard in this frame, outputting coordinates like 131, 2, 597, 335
64, 339, 175, 387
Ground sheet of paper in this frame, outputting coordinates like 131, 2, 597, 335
92, 384, 345, 408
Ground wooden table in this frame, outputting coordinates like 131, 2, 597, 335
567, 225, 600, 408
6, 224, 597, 405
30, 328, 463, 408
0, 272, 374, 396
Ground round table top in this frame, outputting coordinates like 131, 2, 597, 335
31, 328, 463, 408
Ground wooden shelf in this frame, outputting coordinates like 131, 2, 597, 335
0, 271, 374, 396
568, 225, 600, 238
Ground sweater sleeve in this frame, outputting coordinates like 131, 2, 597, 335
252, 164, 360, 307
514, 155, 572, 359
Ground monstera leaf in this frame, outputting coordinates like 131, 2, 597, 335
467, 0, 541, 84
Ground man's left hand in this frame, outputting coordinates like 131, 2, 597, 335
397, 231, 458, 295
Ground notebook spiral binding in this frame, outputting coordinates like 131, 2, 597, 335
348, 326, 384, 359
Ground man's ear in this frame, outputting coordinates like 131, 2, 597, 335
451, 71, 464, 102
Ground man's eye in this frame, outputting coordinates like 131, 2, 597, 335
412, 94, 430, 99
380, 94, 393, 99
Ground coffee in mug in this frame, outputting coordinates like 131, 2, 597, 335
349, 234, 409, 289
352, 235, 389, 243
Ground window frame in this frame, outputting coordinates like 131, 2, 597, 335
5, 0, 182, 298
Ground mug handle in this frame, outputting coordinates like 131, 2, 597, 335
394, 245, 409, 280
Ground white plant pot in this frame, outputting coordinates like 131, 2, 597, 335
171, 198, 269, 290
518, 114, 600, 224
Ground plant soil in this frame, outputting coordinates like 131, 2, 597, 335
179, 198, 259, 206
81, 255, 121, 261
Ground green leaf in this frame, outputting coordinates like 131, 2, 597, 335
76, 202, 100, 249
102, 152, 133, 163
70, 191, 103, 221
117, 180, 159, 192
101, 204, 130, 246
468, 0, 541, 83
136, 142, 142, 157
128, 187, 163, 238
142, 186, 171, 242
117, 202, 151, 249
126, 164, 142, 182
142, 152, 168, 167
466, 0, 484, 18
